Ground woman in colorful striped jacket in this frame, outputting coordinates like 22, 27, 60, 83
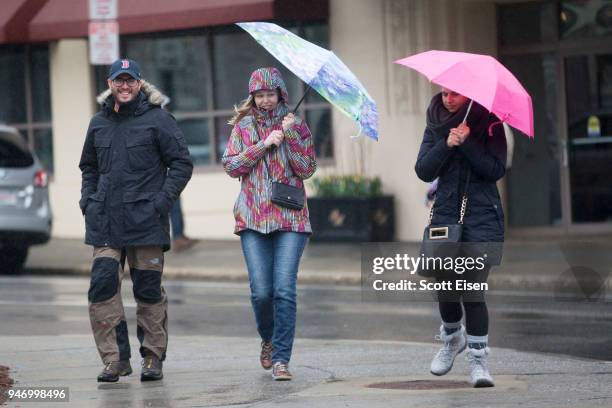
222, 67, 316, 381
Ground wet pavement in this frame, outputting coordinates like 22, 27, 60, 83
1, 277, 610, 360
1, 276, 611, 407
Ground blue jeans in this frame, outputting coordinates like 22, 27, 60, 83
240, 230, 308, 364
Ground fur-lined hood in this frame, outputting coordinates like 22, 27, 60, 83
96, 80, 168, 107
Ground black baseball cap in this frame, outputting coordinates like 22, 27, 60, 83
108, 58, 141, 80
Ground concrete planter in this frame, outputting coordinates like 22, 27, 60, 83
308, 195, 395, 242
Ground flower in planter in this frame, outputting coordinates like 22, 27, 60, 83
310, 175, 382, 198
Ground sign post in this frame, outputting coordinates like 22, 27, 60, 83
88, 0, 119, 65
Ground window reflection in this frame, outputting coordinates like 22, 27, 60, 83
31, 45, 51, 122
212, 25, 299, 110
561, 0, 612, 39
124, 35, 210, 112
176, 118, 210, 166
34, 128, 54, 173
1, 45, 53, 173
0, 46, 26, 123
305, 108, 333, 159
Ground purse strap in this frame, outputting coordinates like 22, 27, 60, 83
428, 168, 471, 225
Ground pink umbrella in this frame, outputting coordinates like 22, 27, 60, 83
395, 50, 534, 138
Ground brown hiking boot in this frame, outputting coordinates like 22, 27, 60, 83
141, 353, 163, 381
271, 362, 293, 381
260, 340, 273, 370
97, 360, 132, 382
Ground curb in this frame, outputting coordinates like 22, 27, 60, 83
23, 265, 612, 294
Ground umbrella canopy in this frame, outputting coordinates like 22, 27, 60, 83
395, 50, 534, 137
238, 22, 378, 140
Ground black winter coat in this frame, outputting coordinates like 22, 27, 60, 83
415, 94, 507, 248
79, 83, 193, 250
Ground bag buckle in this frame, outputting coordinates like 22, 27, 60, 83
429, 227, 449, 240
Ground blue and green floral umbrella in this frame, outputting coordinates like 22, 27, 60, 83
237, 22, 379, 141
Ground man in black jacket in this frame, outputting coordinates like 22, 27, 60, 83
79, 58, 193, 382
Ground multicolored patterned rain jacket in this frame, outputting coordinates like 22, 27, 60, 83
222, 67, 317, 235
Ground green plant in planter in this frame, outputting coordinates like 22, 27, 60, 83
311, 175, 382, 198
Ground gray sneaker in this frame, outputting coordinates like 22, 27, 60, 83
430, 325, 467, 376
97, 360, 132, 382
141, 354, 163, 381
467, 347, 494, 387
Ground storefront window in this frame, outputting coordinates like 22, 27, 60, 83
565, 54, 612, 223
498, 1, 557, 46
31, 45, 52, 122
502, 54, 562, 227
0, 46, 27, 124
500, 1, 612, 227
599, 55, 612, 109
176, 118, 210, 166
34, 128, 54, 174
560, 0, 612, 40
0, 44, 53, 173
96, 20, 332, 167
125, 35, 211, 112
212, 25, 300, 110
306, 107, 333, 158
214, 116, 232, 163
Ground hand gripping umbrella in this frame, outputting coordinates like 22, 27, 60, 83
238, 22, 379, 140
395, 50, 534, 137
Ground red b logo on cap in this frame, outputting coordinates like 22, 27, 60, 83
121, 59, 129, 69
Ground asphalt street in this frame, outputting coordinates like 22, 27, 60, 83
1, 275, 611, 407
1, 275, 610, 361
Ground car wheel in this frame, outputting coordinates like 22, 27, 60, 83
0, 246, 28, 274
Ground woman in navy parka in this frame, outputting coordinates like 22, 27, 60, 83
415, 87, 506, 388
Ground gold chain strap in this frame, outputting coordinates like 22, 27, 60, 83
428, 170, 470, 226
428, 201, 434, 225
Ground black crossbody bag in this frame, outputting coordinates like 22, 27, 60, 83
418, 169, 471, 277
253, 118, 305, 211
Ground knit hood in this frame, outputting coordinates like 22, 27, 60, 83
248, 67, 289, 103
248, 67, 290, 126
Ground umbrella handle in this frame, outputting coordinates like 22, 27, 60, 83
462, 100, 473, 123
292, 85, 312, 114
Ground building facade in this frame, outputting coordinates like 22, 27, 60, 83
1, 0, 610, 242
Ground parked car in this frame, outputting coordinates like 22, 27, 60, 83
0, 125, 52, 273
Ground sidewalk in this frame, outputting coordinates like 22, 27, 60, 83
25, 236, 612, 293
1, 334, 610, 407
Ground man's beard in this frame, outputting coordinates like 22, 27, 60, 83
112, 88, 137, 104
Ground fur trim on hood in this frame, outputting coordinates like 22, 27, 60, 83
96, 80, 168, 106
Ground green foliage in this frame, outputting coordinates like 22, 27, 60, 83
311, 175, 383, 198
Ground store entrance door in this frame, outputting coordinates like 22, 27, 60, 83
564, 53, 612, 225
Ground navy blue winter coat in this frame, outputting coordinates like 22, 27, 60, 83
79, 82, 193, 250
415, 94, 506, 249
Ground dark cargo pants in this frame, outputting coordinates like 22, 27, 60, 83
88, 246, 168, 364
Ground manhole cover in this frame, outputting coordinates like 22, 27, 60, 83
367, 380, 471, 390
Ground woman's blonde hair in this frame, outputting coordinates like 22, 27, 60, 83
228, 95, 254, 126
